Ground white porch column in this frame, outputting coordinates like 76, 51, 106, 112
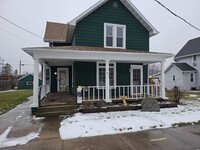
42, 63, 46, 86
32, 58, 39, 107
42, 63, 46, 97
105, 60, 111, 102
161, 61, 166, 99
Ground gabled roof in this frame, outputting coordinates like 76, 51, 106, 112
44, 22, 75, 43
175, 37, 200, 60
173, 63, 197, 72
18, 74, 33, 81
69, 0, 158, 37
165, 63, 197, 73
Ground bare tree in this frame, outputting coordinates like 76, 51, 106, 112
2, 63, 12, 75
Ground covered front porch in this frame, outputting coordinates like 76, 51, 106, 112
23, 46, 172, 109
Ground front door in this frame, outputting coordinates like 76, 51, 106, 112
130, 65, 143, 95
57, 68, 69, 92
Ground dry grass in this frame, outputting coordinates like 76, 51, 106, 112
0, 90, 33, 115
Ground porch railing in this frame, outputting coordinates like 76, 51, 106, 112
39, 84, 50, 101
81, 85, 161, 101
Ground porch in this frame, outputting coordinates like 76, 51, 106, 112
23, 46, 173, 110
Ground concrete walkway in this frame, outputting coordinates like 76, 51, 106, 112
0, 98, 200, 150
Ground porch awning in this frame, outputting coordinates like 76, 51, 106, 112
23, 46, 173, 64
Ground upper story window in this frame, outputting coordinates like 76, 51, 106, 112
193, 55, 198, 66
104, 23, 126, 49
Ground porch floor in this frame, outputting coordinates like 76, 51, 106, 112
40, 92, 77, 106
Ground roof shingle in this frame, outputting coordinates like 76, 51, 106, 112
173, 63, 197, 72
44, 22, 75, 43
175, 37, 200, 59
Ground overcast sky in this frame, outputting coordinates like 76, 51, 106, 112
0, 0, 200, 74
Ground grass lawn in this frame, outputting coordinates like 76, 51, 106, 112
0, 90, 33, 115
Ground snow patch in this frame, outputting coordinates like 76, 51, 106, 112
33, 115, 45, 121
59, 100, 200, 140
189, 94, 198, 98
0, 126, 40, 148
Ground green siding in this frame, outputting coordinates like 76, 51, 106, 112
74, 0, 149, 51
73, 62, 148, 88
117, 63, 148, 85
74, 61, 96, 88
18, 74, 42, 89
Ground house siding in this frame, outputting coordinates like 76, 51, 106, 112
165, 66, 184, 90
74, 61, 96, 88
74, 61, 148, 93
74, 0, 149, 51
18, 74, 42, 89
117, 63, 148, 85
177, 55, 200, 89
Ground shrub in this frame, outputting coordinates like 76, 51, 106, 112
166, 86, 185, 104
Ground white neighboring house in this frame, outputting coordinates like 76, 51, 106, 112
164, 63, 197, 91
163, 37, 200, 91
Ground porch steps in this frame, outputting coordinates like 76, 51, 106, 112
36, 105, 79, 117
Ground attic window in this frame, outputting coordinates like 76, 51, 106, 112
113, 2, 118, 8
104, 23, 126, 49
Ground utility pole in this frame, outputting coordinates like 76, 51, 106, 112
19, 60, 25, 76
0, 57, 5, 75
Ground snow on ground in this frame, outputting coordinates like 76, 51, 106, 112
0, 126, 40, 148
189, 94, 198, 97
59, 100, 200, 140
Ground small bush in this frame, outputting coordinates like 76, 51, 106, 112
166, 86, 185, 104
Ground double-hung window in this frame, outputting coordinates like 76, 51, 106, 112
190, 73, 194, 82
104, 23, 126, 49
97, 62, 116, 87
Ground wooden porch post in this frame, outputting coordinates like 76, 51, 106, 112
161, 61, 166, 99
105, 60, 111, 102
32, 58, 39, 107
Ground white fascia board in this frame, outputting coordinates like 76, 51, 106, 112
175, 52, 200, 60
23, 48, 172, 63
121, 0, 158, 36
69, 0, 158, 37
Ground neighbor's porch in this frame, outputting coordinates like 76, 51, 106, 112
23, 46, 172, 108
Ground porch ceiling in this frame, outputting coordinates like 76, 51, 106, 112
23, 46, 173, 64
43, 59, 74, 66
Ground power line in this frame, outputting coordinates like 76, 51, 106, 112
154, 0, 200, 32
0, 27, 38, 45
0, 15, 43, 39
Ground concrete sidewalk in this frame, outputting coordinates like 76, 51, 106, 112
0, 98, 200, 150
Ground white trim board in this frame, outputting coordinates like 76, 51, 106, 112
69, 0, 158, 37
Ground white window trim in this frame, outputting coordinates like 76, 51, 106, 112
104, 23, 126, 49
96, 61, 116, 88
26, 81, 33, 85
192, 55, 198, 66
173, 75, 176, 81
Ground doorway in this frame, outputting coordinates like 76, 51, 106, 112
57, 68, 69, 92
130, 65, 143, 95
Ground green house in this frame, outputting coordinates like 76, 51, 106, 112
23, 0, 172, 110
18, 74, 42, 90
